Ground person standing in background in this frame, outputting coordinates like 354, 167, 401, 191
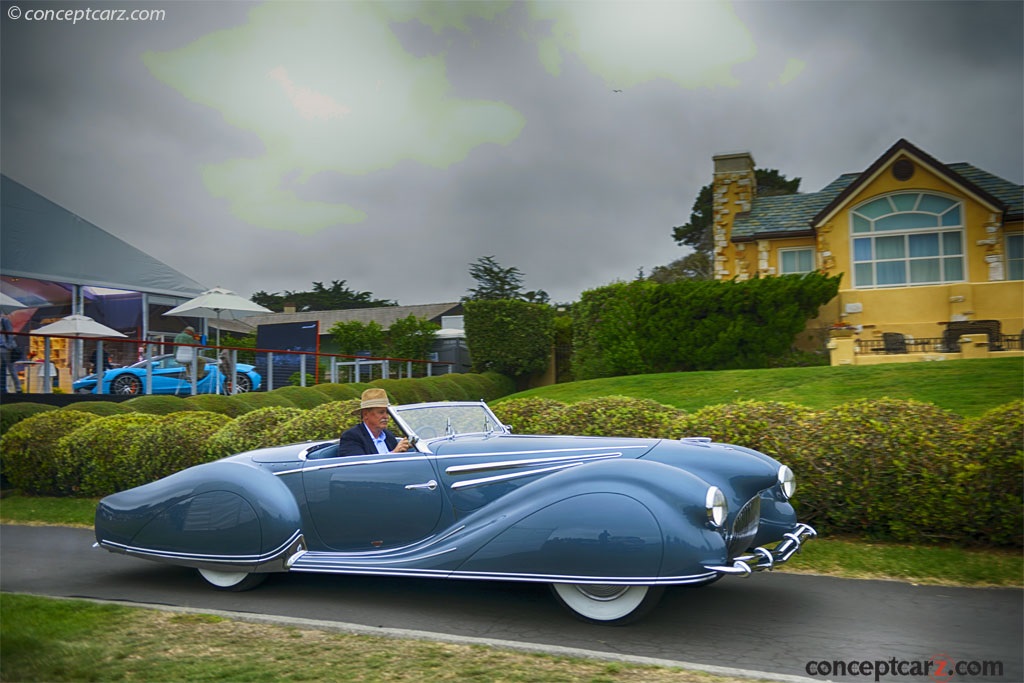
1, 312, 22, 394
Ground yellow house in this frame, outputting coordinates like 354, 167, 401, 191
711, 139, 1023, 364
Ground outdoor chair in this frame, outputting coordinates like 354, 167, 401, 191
882, 332, 908, 354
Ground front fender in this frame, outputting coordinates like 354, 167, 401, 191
95, 460, 303, 571
455, 459, 727, 583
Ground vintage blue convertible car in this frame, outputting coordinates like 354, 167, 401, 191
95, 400, 815, 624
73, 354, 261, 396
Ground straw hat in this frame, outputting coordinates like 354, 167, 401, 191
354, 388, 391, 414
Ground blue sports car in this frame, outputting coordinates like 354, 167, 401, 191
94, 400, 814, 624
73, 353, 261, 396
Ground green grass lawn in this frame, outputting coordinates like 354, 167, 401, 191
500, 357, 1023, 416
0, 594, 732, 683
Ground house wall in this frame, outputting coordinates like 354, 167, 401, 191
713, 148, 1023, 348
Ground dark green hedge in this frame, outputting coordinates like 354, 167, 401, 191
572, 274, 841, 379
464, 300, 555, 378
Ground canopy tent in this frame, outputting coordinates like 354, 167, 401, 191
1, 174, 206, 297
1, 174, 212, 385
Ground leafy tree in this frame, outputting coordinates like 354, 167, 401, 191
328, 320, 386, 356
646, 252, 712, 283
221, 332, 256, 364
463, 255, 549, 303
464, 299, 555, 380
252, 280, 395, 312
386, 315, 440, 360
666, 169, 802, 281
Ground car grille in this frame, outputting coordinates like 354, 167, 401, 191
727, 496, 760, 558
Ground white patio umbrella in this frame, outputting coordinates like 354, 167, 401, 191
33, 315, 127, 395
33, 315, 127, 338
163, 286, 271, 346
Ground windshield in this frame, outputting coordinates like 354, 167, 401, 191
391, 402, 507, 441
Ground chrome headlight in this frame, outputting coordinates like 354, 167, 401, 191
705, 486, 728, 528
778, 465, 796, 499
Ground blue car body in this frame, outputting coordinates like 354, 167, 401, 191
73, 354, 261, 395
95, 401, 814, 623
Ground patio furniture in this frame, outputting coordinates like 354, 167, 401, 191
882, 332, 908, 354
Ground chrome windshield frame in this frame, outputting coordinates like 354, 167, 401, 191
389, 401, 509, 452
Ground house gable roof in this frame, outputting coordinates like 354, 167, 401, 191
730, 139, 1023, 243
810, 138, 1009, 228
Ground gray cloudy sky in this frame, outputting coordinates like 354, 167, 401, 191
2, 0, 1022, 305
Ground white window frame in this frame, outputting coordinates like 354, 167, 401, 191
778, 247, 815, 274
850, 192, 966, 289
1007, 233, 1024, 281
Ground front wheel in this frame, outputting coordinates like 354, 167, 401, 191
550, 583, 664, 625
197, 568, 267, 592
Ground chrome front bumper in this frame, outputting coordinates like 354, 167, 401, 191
705, 523, 817, 577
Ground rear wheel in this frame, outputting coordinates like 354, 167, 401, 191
110, 374, 142, 395
550, 583, 664, 625
232, 373, 252, 393
197, 568, 267, 592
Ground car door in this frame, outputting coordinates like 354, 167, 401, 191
301, 450, 445, 551
148, 357, 192, 394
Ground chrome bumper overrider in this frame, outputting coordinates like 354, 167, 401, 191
705, 523, 817, 577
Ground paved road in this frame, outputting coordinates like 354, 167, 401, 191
2, 525, 1021, 682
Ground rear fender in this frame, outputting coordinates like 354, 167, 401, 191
95, 461, 303, 572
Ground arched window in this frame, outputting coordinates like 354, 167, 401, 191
850, 192, 965, 288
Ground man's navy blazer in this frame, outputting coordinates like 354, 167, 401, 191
338, 423, 398, 456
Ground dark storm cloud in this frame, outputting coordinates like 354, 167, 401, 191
2, 1, 1020, 306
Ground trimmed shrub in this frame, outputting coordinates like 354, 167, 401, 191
207, 406, 305, 457
491, 397, 566, 435
677, 401, 817, 463
54, 413, 162, 496
311, 383, 361, 401
231, 392, 299, 410
184, 394, 253, 417
58, 402, 133, 417
419, 375, 471, 402
953, 401, 1024, 546
268, 386, 332, 409
121, 396, 197, 415
0, 402, 56, 437
535, 396, 686, 438
406, 379, 448, 403
0, 410, 99, 495
272, 400, 362, 444
800, 398, 964, 542
369, 378, 430, 404
128, 411, 232, 489
480, 372, 516, 400
452, 374, 492, 402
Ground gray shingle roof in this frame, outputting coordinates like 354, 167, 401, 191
731, 174, 859, 240
946, 163, 1023, 217
210, 302, 463, 334
732, 157, 1023, 242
